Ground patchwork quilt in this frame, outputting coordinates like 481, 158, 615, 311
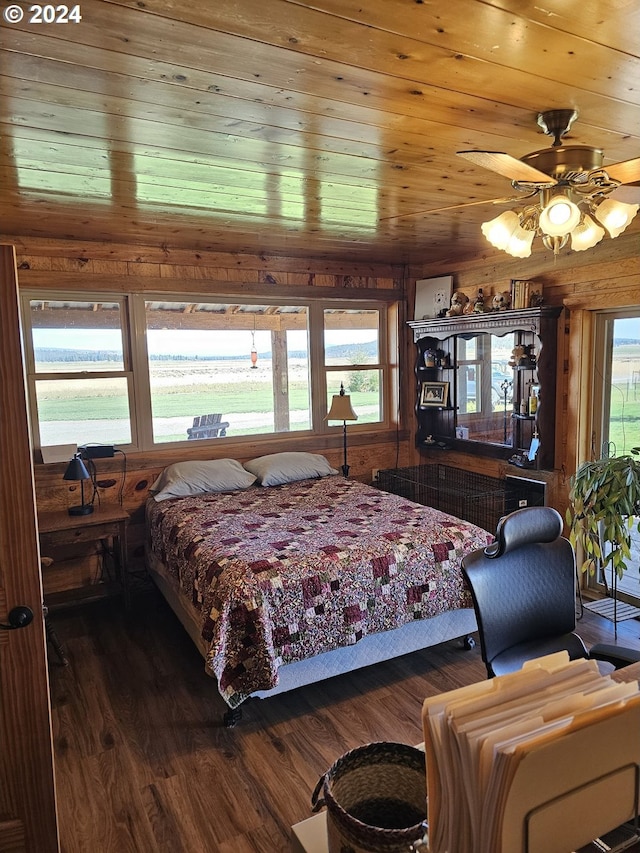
146, 476, 491, 708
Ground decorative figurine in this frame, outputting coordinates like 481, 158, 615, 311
473, 288, 486, 313
446, 290, 469, 317
509, 343, 537, 368
508, 344, 526, 367
492, 291, 512, 311
424, 349, 437, 367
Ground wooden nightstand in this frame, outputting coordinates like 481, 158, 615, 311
38, 505, 130, 610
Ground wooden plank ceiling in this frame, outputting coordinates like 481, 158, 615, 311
1, 0, 639, 265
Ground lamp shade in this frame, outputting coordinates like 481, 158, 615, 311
63, 454, 90, 481
594, 198, 639, 238
63, 452, 94, 515
327, 389, 358, 421
480, 210, 520, 250
538, 195, 581, 237
504, 225, 535, 258
570, 214, 605, 251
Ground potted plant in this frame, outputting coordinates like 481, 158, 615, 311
566, 449, 640, 586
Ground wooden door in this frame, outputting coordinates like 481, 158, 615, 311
0, 244, 59, 851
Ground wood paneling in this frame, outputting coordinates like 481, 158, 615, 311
1, 0, 639, 264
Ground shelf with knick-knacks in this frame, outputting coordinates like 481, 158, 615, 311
408, 306, 562, 469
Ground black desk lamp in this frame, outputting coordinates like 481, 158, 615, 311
63, 453, 94, 516
326, 383, 358, 477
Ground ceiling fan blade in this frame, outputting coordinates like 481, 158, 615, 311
381, 192, 537, 222
605, 157, 640, 184
610, 183, 640, 203
457, 150, 556, 184
381, 197, 514, 221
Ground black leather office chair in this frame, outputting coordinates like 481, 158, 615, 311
461, 506, 640, 678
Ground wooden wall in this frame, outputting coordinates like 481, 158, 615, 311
5, 232, 640, 592
407, 230, 640, 515
2, 236, 410, 582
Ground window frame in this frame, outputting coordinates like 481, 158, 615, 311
21, 292, 138, 452
22, 289, 395, 455
591, 308, 640, 460
586, 308, 640, 604
318, 300, 390, 431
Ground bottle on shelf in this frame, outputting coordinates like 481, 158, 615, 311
473, 288, 485, 313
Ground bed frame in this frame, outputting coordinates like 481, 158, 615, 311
148, 551, 477, 726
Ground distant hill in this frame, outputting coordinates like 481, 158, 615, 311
614, 338, 640, 346
35, 339, 378, 363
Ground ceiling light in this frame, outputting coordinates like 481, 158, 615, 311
593, 198, 640, 238
504, 224, 535, 258
480, 211, 520, 250
480, 191, 638, 258
538, 195, 581, 237
570, 214, 605, 252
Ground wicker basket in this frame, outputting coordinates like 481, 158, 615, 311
311, 742, 429, 853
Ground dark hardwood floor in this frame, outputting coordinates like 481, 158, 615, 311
48, 588, 640, 852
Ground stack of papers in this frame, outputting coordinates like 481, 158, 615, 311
422, 652, 640, 853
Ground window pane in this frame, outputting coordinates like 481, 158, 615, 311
145, 302, 310, 442
606, 317, 640, 456
324, 308, 379, 363
326, 371, 381, 424
29, 300, 124, 373
35, 378, 132, 446
324, 308, 382, 425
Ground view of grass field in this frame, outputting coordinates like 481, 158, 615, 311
607, 343, 640, 455
35, 357, 381, 445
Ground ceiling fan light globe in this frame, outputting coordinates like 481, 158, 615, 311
504, 225, 534, 258
570, 215, 605, 252
481, 210, 520, 250
594, 198, 639, 238
539, 195, 581, 237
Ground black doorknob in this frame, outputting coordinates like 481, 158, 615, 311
0, 606, 34, 630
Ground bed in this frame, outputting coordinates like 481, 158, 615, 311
145, 454, 492, 724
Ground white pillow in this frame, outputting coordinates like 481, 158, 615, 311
150, 459, 256, 501
244, 452, 338, 487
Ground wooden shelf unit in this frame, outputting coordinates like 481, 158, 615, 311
408, 307, 562, 470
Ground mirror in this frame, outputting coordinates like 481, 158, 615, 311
456, 332, 516, 448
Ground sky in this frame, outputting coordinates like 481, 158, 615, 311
33, 328, 378, 357
615, 318, 640, 338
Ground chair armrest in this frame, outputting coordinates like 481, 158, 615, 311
590, 643, 640, 669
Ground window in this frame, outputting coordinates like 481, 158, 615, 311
22, 292, 392, 453
594, 312, 640, 459
23, 297, 133, 449
144, 301, 310, 443
590, 311, 640, 603
323, 307, 385, 425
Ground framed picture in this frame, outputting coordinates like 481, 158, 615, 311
414, 275, 453, 320
420, 381, 449, 407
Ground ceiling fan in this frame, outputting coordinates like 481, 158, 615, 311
386, 109, 640, 256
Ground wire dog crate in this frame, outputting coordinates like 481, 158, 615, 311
376, 464, 506, 533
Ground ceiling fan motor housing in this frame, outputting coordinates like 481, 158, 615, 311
520, 146, 604, 181
537, 109, 579, 146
